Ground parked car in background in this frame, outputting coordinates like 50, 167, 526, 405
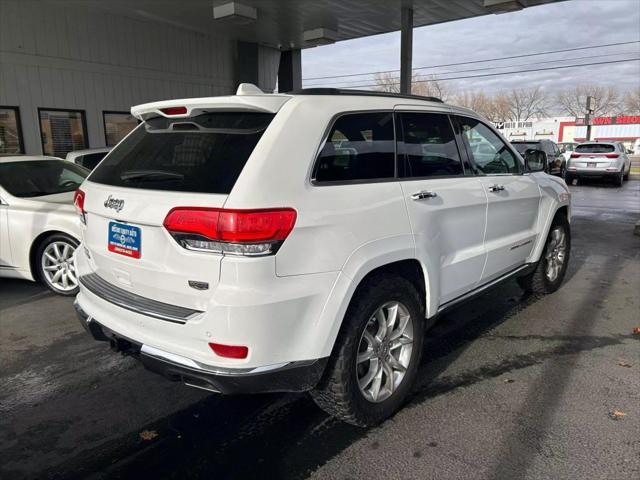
74, 85, 571, 427
0, 156, 88, 295
511, 139, 565, 177
566, 141, 631, 186
66, 147, 111, 170
558, 142, 578, 163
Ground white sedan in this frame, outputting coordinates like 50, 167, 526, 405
0, 155, 88, 295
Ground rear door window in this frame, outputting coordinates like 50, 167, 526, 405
575, 144, 615, 153
88, 112, 274, 194
397, 112, 463, 178
312, 112, 395, 183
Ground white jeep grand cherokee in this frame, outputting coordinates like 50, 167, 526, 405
74, 85, 571, 426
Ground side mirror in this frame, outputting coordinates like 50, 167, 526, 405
524, 148, 547, 173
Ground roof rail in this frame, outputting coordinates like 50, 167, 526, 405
289, 88, 444, 103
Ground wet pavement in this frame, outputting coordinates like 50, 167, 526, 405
1, 179, 639, 480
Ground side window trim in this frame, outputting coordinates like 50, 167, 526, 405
310, 109, 398, 186
454, 114, 524, 176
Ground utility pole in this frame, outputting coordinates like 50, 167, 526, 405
585, 95, 595, 141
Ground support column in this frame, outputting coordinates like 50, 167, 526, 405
278, 49, 302, 92
236, 41, 260, 87
400, 7, 413, 95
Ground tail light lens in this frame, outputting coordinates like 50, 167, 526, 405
570, 153, 581, 158
163, 207, 297, 256
74, 189, 86, 224
605, 153, 619, 158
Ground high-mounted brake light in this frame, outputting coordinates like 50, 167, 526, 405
74, 189, 86, 224
163, 207, 297, 256
209, 342, 249, 359
160, 106, 188, 116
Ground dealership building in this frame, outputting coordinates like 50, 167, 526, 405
0, 0, 568, 158
496, 115, 640, 152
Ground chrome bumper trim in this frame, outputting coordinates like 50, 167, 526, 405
140, 344, 292, 376
79, 273, 202, 324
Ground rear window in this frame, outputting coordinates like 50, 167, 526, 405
79, 152, 108, 170
575, 143, 615, 153
0, 160, 89, 197
88, 112, 274, 194
511, 142, 539, 154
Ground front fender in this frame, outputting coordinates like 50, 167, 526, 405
528, 174, 571, 263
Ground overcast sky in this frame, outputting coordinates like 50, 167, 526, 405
302, 0, 640, 96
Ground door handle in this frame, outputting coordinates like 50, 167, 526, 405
411, 190, 438, 200
488, 184, 505, 192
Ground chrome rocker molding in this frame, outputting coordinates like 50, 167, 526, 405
437, 263, 533, 314
79, 272, 202, 324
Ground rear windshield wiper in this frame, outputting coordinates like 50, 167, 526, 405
120, 170, 184, 182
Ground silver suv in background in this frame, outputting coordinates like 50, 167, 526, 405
566, 141, 631, 186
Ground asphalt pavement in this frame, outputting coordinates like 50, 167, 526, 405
1, 179, 639, 480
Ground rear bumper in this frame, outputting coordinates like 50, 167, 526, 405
566, 169, 621, 178
75, 301, 327, 394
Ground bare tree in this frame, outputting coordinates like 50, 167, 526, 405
556, 84, 621, 117
450, 91, 493, 119
505, 87, 549, 121
623, 87, 640, 113
373, 72, 449, 101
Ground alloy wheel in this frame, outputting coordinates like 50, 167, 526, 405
41, 241, 78, 292
545, 227, 567, 282
356, 301, 414, 403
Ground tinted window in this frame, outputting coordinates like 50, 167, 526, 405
458, 117, 521, 174
39, 109, 88, 158
0, 107, 24, 154
575, 143, 615, 153
89, 112, 274, 194
398, 113, 463, 178
512, 142, 539, 154
103, 111, 138, 147
313, 112, 395, 183
79, 152, 108, 170
0, 160, 89, 197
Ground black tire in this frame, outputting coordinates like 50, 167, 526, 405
616, 171, 624, 187
310, 273, 424, 427
564, 174, 574, 185
623, 168, 629, 181
35, 233, 80, 296
517, 213, 570, 294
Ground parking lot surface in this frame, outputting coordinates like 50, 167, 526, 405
1, 180, 639, 480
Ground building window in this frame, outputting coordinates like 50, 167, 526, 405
0, 106, 24, 154
38, 108, 88, 158
103, 111, 138, 147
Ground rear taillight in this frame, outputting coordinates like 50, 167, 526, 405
605, 153, 619, 158
163, 207, 297, 256
570, 153, 581, 158
74, 189, 86, 224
